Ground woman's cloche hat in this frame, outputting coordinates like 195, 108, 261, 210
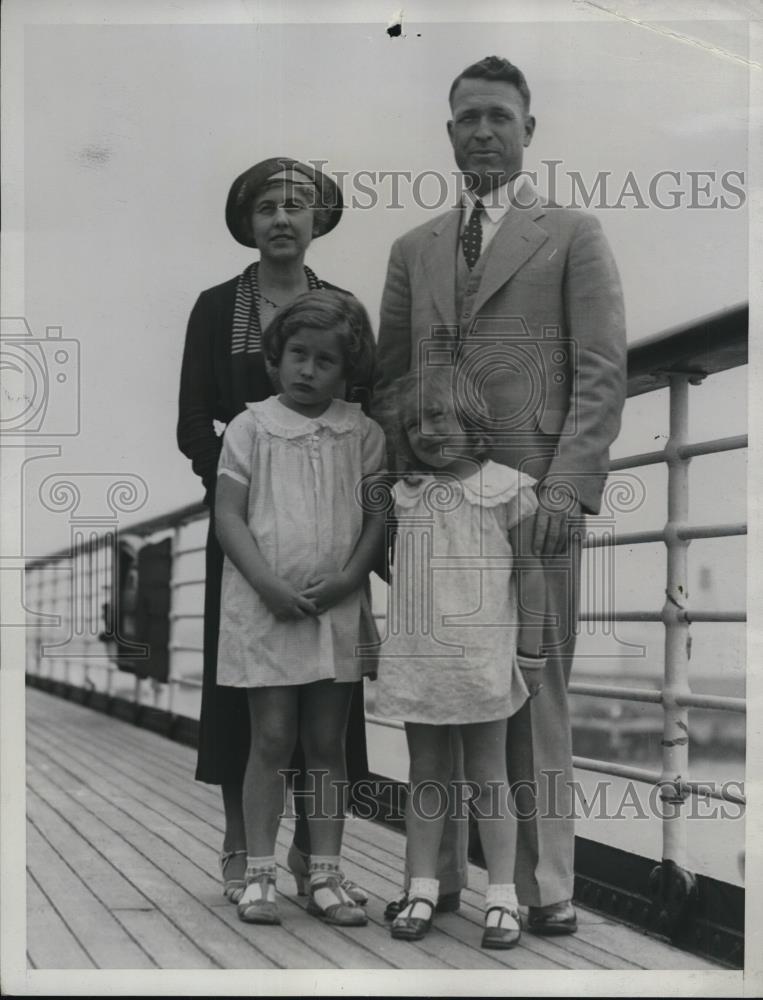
225, 156, 343, 248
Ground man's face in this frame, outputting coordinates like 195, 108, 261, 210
447, 78, 535, 194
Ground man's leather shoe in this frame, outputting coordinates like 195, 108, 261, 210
527, 900, 577, 935
384, 890, 460, 922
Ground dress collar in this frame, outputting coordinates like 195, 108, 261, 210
247, 395, 360, 432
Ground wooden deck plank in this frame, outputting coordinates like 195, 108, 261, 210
573, 918, 721, 971
32, 712, 466, 968
28, 728, 362, 968
26, 743, 406, 971
209, 890, 397, 970
32, 696, 495, 970
43, 711, 704, 967
285, 821, 594, 970
30, 726, 226, 874
25, 688, 724, 972
26, 782, 218, 970
282, 823, 559, 971
29, 735, 375, 968
26, 872, 95, 970
29, 704, 457, 968
26, 822, 152, 969
30, 708, 232, 856
28, 732, 383, 969
27, 786, 150, 912
26, 742, 279, 970
27, 755, 341, 971
27, 741, 324, 971
332, 825, 622, 970
113, 909, 219, 969
336, 828, 635, 972
27, 717, 407, 969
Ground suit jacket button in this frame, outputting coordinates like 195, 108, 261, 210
463, 311, 471, 319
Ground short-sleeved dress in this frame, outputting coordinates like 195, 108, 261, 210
374, 460, 538, 725
217, 396, 386, 688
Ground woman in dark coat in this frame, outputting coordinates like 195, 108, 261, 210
177, 157, 372, 903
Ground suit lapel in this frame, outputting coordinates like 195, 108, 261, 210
422, 209, 461, 325
470, 199, 548, 318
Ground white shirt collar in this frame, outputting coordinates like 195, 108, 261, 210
461, 174, 528, 226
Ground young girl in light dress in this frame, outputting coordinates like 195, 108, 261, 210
374, 366, 547, 949
214, 290, 386, 928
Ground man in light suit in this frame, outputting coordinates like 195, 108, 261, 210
373, 56, 627, 934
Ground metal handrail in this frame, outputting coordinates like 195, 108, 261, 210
609, 433, 747, 472
583, 523, 747, 548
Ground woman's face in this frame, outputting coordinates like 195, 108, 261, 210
250, 181, 315, 263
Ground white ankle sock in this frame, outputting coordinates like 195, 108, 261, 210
308, 854, 341, 882
243, 855, 276, 902
309, 855, 353, 909
485, 883, 519, 927
399, 877, 439, 921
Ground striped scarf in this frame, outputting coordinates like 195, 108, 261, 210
231, 260, 323, 355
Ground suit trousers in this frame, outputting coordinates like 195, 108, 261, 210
422, 532, 582, 906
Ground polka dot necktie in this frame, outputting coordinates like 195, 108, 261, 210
462, 199, 485, 270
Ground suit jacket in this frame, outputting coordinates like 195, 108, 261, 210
373, 190, 627, 515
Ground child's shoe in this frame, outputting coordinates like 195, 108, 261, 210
390, 897, 435, 941
287, 843, 369, 904
389, 877, 439, 941
237, 862, 280, 925
481, 883, 521, 949
481, 905, 521, 949
306, 858, 367, 926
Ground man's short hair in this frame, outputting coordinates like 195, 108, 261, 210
449, 56, 531, 112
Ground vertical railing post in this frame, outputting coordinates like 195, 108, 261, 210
649, 373, 698, 937
166, 522, 184, 718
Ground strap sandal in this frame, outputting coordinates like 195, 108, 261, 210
307, 874, 368, 927
287, 843, 368, 905
390, 897, 435, 941
384, 890, 460, 921
481, 905, 521, 950
237, 871, 281, 925
219, 849, 247, 904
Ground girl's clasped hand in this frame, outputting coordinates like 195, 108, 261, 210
259, 572, 350, 621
